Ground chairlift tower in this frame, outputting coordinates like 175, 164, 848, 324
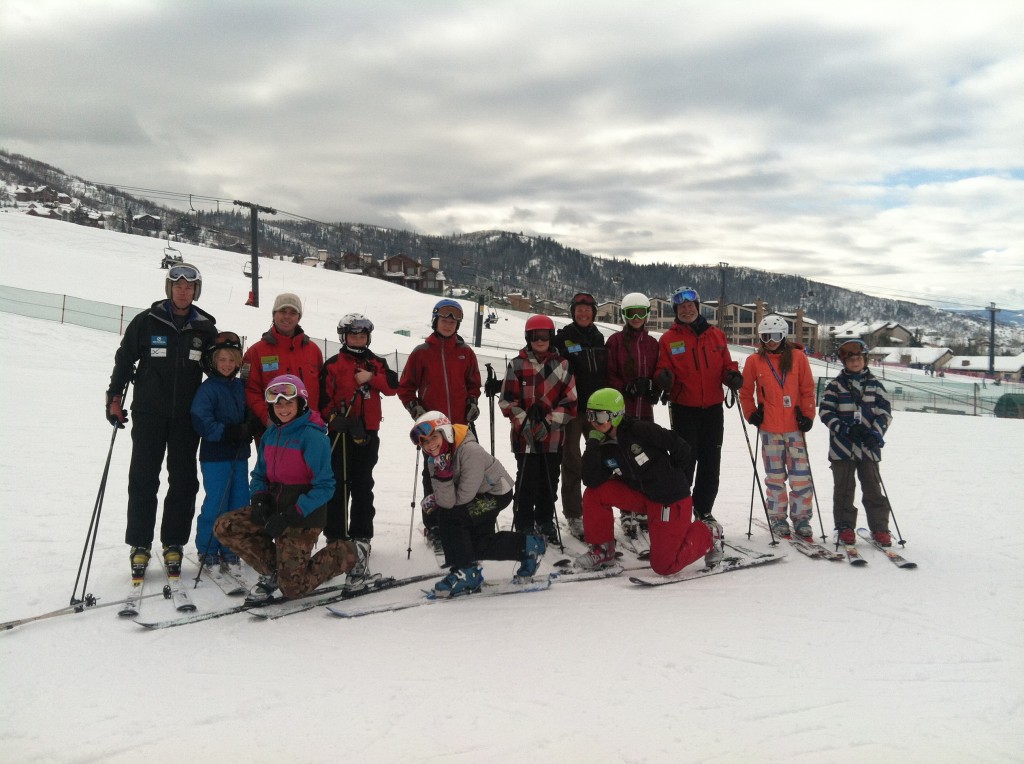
234, 200, 277, 308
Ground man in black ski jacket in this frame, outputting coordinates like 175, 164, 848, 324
552, 292, 608, 540
106, 263, 217, 574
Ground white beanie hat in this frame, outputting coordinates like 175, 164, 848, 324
272, 292, 302, 315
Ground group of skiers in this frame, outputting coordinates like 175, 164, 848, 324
106, 263, 894, 602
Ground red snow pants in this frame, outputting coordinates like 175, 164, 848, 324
582, 481, 713, 576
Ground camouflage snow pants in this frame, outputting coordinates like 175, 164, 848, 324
214, 507, 357, 599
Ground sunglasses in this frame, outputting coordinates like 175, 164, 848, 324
585, 409, 616, 424
672, 288, 699, 305
572, 293, 597, 306
168, 264, 201, 282
435, 307, 463, 322
265, 381, 301, 404
527, 330, 552, 342
760, 332, 784, 344
622, 307, 649, 321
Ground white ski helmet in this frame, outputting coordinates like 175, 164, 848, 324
621, 292, 650, 311
757, 314, 789, 342
165, 262, 202, 301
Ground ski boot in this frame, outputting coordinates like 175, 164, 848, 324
620, 512, 640, 540
346, 539, 372, 586
433, 565, 483, 598
129, 546, 151, 581
514, 534, 547, 582
793, 520, 814, 540
573, 541, 616, 571
162, 545, 184, 576
703, 518, 724, 568
246, 573, 279, 604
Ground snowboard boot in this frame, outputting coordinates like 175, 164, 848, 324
433, 566, 483, 598
514, 533, 547, 582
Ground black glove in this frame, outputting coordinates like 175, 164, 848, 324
747, 404, 764, 428
795, 407, 813, 433
328, 413, 352, 433
105, 392, 128, 429
847, 423, 871, 445
407, 401, 427, 420
246, 412, 266, 439
484, 374, 503, 398
263, 511, 291, 539
223, 422, 251, 443
250, 492, 274, 525
466, 398, 480, 422
623, 380, 640, 398
655, 369, 673, 392
526, 403, 546, 423
725, 370, 744, 391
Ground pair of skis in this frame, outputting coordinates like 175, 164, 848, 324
118, 553, 194, 618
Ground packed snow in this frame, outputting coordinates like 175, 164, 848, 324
1, 213, 1021, 762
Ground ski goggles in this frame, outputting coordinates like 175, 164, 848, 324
622, 307, 649, 321
671, 288, 699, 305
760, 332, 784, 344
841, 351, 865, 360
265, 381, 302, 404
586, 409, 618, 424
339, 318, 373, 334
167, 264, 201, 282
572, 292, 597, 306
410, 421, 443, 445
527, 330, 553, 343
434, 306, 464, 321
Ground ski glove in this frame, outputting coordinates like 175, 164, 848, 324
795, 407, 813, 433
847, 423, 872, 445
465, 398, 480, 422
725, 370, 744, 391
484, 374, 503, 398
624, 378, 653, 399
328, 413, 354, 433
655, 369, 674, 392
420, 494, 438, 515
106, 392, 128, 428
250, 492, 275, 524
224, 422, 251, 444
407, 401, 427, 420
525, 403, 546, 423
263, 506, 301, 539
747, 404, 764, 428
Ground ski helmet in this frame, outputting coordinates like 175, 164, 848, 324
338, 313, 374, 346
837, 339, 868, 362
586, 388, 626, 427
431, 299, 464, 330
525, 314, 555, 341
203, 331, 243, 377
264, 373, 308, 422
671, 286, 700, 306
165, 262, 202, 301
569, 292, 597, 321
620, 292, 650, 322
409, 410, 455, 446
757, 314, 789, 344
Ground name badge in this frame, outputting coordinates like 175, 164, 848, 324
151, 348, 167, 358
782, 395, 792, 408
189, 350, 202, 361
261, 355, 280, 372
566, 343, 582, 354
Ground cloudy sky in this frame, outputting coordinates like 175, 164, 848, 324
3, 0, 1022, 309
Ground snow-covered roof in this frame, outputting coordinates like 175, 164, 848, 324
880, 347, 952, 364
947, 353, 1024, 373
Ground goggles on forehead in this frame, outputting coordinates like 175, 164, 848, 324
672, 288, 699, 305
585, 409, 616, 424
435, 307, 464, 321
168, 264, 201, 282
409, 421, 441, 445
572, 293, 597, 306
760, 332, 784, 344
527, 330, 552, 342
265, 381, 301, 404
622, 307, 649, 321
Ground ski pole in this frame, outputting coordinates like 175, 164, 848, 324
798, 431, 829, 542
874, 462, 906, 546
484, 363, 497, 456
71, 379, 132, 607
406, 447, 421, 560
735, 404, 778, 546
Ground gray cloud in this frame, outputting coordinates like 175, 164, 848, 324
2, 0, 1022, 308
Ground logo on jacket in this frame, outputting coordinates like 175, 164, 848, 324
670, 341, 687, 355
261, 355, 280, 372
150, 335, 168, 347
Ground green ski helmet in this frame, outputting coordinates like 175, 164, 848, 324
586, 388, 626, 427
